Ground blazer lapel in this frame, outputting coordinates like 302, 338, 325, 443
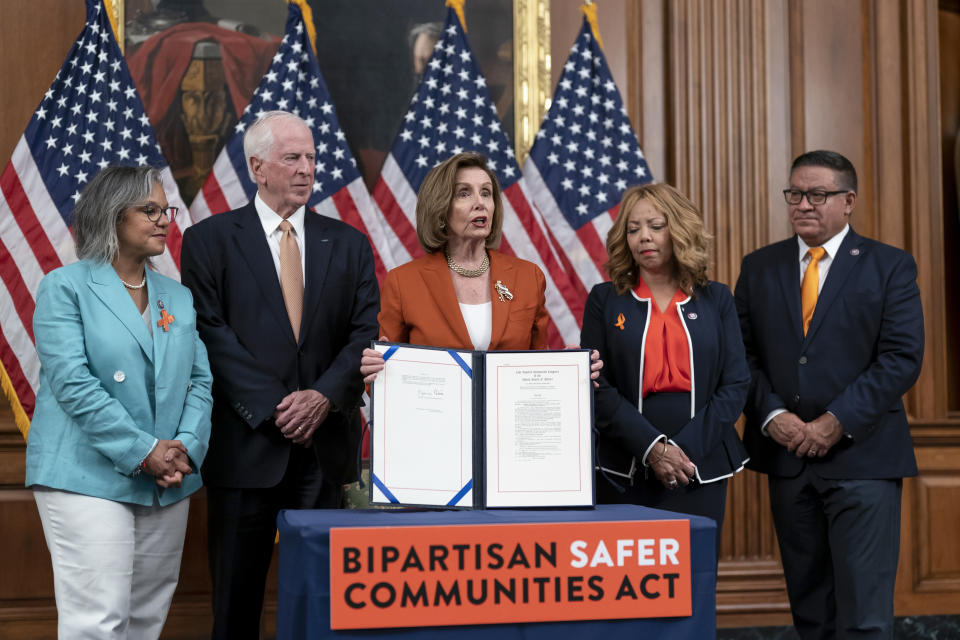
776, 239, 804, 341
87, 262, 153, 361
488, 252, 516, 349
300, 210, 333, 344
233, 204, 296, 343
804, 229, 863, 345
419, 252, 473, 348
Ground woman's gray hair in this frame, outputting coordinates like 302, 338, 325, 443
243, 110, 310, 180
73, 165, 163, 263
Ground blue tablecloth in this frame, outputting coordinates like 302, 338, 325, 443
277, 504, 716, 639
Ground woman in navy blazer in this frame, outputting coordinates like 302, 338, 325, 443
581, 183, 749, 536
26, 166, 212, 639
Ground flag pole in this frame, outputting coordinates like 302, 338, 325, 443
581, 1, 604, 49
287, 0, 318, 56
446, 0, 468, 32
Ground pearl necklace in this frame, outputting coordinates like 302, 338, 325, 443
120, 275, 146, 290
445, 252, 489, 278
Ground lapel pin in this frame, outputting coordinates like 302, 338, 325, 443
157, 307, 175, 332
849, 248, 860, 256
157, 300, 165, 309
614, 313, 626, 330
687, 312, 698, 320
494, 280, 513, 302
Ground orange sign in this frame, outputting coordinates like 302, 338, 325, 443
329, 519, 691, 630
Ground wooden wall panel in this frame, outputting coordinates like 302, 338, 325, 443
898, 436, 960, 613
941, 8, 960, 414
0, 1, 85, 166
628, 0, 957, 628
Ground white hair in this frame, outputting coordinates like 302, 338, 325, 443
242, 110, 312, 181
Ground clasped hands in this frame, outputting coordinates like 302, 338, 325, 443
360, 336, 604, 386
768, 411, 843, 458
274, 388, 331, 446
142, 439, 192, 488
648, 440, 696, 490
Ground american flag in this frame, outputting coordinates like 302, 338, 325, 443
370, 8, 581, 346
523, 19, 653, 294
0, 0, 190, 434
190, 2, 398, 281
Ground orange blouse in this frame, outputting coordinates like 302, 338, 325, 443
634, 279, 692, 397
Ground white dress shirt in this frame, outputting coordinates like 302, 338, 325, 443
458, 302, 492, 351
254, 194, 307, 286
762, 224, 850, 433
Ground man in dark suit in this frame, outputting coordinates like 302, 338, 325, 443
734, 150, 924, 639
180, 110, 379, 639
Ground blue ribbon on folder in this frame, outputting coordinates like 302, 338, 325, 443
370, 473, 399, 504
447, 350, 472, 378
446, 479, 473, 507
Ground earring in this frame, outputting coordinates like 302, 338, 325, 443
439, 219, 446, 230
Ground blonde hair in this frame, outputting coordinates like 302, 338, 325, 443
605, 183, 711, 296
415, 152, 503, 253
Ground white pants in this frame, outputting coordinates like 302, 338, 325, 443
33, 488, 190, 640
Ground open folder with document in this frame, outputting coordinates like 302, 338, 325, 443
369, 343, 594, 508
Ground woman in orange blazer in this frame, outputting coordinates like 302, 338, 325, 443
362, 152, 579, 381
376, 243, 549, 351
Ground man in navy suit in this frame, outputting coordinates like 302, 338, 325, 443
735, 150, 923, 639
180, 111, 379, 639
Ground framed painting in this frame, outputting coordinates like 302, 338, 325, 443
113, 0, 550, 198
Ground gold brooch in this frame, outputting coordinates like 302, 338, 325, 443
494, 280, 514, 302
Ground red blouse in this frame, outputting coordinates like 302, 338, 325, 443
634, 279, 692, 397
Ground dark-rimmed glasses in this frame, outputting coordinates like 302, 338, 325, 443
136, 205, 179, 223
782, 189, 848, 206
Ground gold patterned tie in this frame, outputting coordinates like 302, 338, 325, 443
278, 220, 303, 340
801, 247, 826, 335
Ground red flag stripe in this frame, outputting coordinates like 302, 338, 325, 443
0, 165, 63, 274
329, 187, 389, 283
575, 224, 609, 278
0, 235, 37, 343
372, 177, 423, 259
504, 186, 586, 322
497, 235, 565, 348
201, 172, 231, 217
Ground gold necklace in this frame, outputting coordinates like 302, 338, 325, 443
445, 251, 489, 278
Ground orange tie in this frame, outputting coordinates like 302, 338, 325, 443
801, 247, 826, 335
278, 220, 304, 340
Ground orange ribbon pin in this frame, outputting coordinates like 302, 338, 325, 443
157, 309, 175, 332
614, 313, 625, 330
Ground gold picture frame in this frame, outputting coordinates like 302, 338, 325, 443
513, 0, 551, 164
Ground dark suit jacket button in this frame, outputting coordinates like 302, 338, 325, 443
793, 394, 800, 402
799, 356, 808, 364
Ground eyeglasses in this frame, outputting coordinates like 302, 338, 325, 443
782, 189, 848, 206
136, 205, 179, 223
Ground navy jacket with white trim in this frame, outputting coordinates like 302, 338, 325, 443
581, 280, 750, 484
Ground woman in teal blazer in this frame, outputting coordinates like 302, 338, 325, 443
26, 166, 212, 639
